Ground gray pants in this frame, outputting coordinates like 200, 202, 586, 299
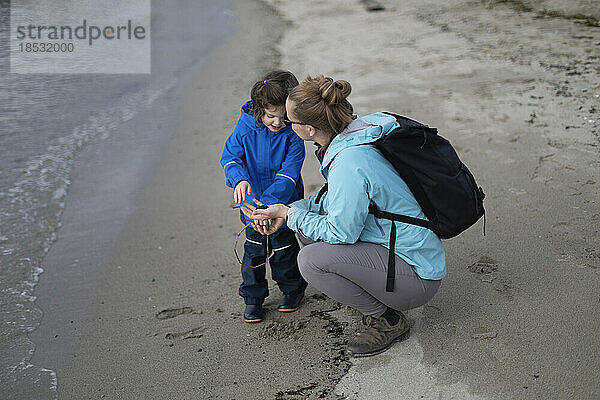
296, 237, 441, 317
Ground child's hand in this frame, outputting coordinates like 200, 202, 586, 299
234, 181, 251, 205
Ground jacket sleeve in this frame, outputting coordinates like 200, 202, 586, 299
220, 117, 250, 189
287, 152, 370, 243
291, 194, 324, 213
259, 133, 305, 205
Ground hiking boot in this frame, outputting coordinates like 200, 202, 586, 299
277, 292, 305, 312
348, 310, 410, 357
243, 304, 264, 323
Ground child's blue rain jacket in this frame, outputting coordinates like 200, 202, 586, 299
220, 101, 305, 221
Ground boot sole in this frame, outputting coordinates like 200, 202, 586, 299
277, 296, 305, 312
243, 317, 263, 323
350, 328, 410, 358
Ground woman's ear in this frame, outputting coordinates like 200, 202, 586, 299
308, 125, 316, 137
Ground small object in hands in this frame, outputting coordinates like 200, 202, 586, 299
256, 204, 268, 209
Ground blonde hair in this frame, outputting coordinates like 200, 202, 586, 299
288, 75, 353, 140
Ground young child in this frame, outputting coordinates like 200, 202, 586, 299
220, 70, 307, 323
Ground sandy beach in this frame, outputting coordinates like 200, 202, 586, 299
271, 1, 600, 398
23, 0, 600, 399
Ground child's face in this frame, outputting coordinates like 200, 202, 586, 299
262, 105, 286, 132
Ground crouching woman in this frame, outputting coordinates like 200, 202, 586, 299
243, 75, 445, 357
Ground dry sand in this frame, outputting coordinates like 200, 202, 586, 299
29, 0, 599, 399
267, 0, 599, 398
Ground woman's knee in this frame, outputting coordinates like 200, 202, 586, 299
297, 243, 325, 281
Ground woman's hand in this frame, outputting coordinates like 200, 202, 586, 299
233, 180, 251, 205
241, 199, 289, 235
251, 218, 286, 235
241, 199, 289, 220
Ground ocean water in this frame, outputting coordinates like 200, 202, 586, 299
0, 0, 233, 397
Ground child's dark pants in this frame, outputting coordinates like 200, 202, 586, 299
239, 223, 307, 305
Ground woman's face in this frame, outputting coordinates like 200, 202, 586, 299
262, 105, 285, 132
285, 98, 311, 140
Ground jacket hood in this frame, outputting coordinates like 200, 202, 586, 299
240, 100, 259, 129
320, 112, 399, 172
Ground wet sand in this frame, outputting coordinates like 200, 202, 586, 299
28, 0, 599, 399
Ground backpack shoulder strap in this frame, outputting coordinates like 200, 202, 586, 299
368, 204, 431, 230
368, 203, 432, 293
315, 183, 328, 203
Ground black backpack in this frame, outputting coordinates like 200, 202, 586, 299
316, 112, 485, 292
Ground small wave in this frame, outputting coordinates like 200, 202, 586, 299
4, 360, 59, 400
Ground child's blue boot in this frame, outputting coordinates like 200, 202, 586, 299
278, 291, 305, 312
243, 304, 264, 323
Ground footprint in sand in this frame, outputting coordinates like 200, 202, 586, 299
165, 326, 205, 340
467, 256, 498, 274
155, 307, 198, 320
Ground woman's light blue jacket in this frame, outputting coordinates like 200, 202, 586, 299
286, 112, 446, 280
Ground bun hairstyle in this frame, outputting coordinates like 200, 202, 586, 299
319, 77, 352, 107
250, 70, 299, 127
288, 74, 354, 140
